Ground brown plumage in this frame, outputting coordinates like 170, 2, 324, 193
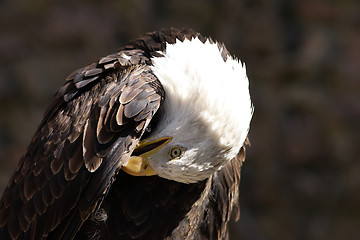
0, 28, 248, 240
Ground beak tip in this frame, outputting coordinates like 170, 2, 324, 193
123, 136, 172, 177
122, 156, 157, 176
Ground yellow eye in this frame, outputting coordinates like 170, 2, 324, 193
169, 147, 183, 159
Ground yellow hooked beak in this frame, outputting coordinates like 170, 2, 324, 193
122, 137, 172, 176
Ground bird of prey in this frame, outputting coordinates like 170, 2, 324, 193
0, 28, 253, 240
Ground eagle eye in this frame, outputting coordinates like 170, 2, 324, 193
169, 146, 183, 159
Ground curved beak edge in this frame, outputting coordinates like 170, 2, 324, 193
122, 137, 172, 177
122, 156, 157, 176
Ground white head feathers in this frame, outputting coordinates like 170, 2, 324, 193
149, 37, 253, 183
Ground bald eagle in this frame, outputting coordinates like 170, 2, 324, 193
0, 28, 253, 240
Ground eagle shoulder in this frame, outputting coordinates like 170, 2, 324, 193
0, 50, 164, 239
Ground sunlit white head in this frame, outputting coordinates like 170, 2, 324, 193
148, 37, 253, 183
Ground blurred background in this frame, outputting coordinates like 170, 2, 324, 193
1, 0, 359, 239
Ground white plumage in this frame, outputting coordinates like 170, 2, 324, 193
148, 37, 253, 183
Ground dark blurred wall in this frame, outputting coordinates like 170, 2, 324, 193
1, 0, 359, 239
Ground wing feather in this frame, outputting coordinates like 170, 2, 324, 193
0, 58, 164, 239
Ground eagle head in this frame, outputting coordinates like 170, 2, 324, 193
122, 37, 253, 184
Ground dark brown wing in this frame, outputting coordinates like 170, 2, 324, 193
76, 172, 208, 240
0, 56, 164, 239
